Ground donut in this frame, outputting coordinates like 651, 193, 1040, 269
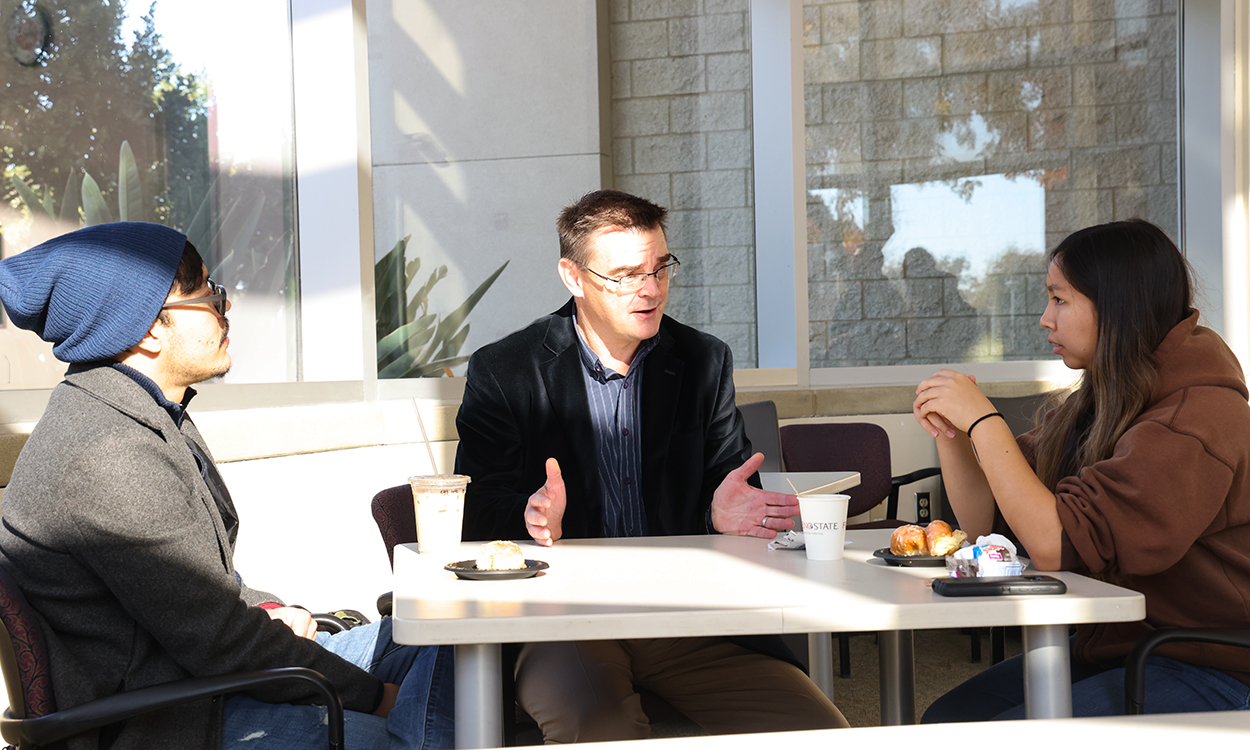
924, 520, 968, 557
890, 524, 928, 556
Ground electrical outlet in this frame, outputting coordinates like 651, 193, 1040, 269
915, 491, 931, 522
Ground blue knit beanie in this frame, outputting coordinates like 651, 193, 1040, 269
0, 222, 187, 363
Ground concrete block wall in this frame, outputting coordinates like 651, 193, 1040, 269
609, 0, 759, 366
803, 0, 1179, 368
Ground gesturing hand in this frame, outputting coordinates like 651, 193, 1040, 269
709, 452, 801, 538
525, 457, 567, 546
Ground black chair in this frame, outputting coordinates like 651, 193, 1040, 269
0, 565, 345, 750
738, 400, 784, 472
779, 421, 944, 676
779, 422, 940, 529
988, 392, 1053, 438
1124, 628, 1250, 714
370, 483, 415, 618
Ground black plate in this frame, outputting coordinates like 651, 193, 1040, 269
872, 548, 948, 567
444, 559, 549, 580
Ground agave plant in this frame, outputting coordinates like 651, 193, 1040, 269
10, 140, 145, 226
376, 234, 508, 378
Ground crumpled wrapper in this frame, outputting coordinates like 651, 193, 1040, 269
945, 534, 1023, 577
768, 529, 805, 550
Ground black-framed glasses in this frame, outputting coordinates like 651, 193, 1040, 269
161, 279, 228, 316
580, 256, 680, 294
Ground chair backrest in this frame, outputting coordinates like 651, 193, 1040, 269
0, 565, 56, 721
779, 422, 893, 519
989, 392, 1055, 437
738, 400, 784, 473
370, 484, 417, 569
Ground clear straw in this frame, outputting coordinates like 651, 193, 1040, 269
412, 397, 440, 475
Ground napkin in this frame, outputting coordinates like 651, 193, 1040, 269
768, 529, 805, 550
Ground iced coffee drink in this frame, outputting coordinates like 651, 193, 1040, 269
408, 474, 471, 554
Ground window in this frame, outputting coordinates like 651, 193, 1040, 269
0, 0, 299, 387
803, 0, 1178, 370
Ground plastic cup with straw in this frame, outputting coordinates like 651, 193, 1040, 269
408, 398, 471, 554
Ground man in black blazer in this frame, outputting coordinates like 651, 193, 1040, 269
455, 190, 848, 742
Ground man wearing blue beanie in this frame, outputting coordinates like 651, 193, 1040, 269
0, 222, 454, 749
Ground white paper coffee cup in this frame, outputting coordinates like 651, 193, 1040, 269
798, 494, 850, 561
409, 474, 471, 554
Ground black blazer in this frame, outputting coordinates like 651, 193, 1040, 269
456, 299, 754, 541
454, 301, 799, 669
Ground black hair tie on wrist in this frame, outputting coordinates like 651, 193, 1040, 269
967, 412, 1005, 438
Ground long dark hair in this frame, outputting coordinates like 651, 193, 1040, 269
1033, 219, 1193, 489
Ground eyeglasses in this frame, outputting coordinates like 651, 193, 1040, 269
580, 256, 680, 294
161, 279, 228, 316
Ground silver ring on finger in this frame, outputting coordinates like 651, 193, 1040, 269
761, 516, 769, 528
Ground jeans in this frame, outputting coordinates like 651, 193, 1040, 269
222, 618, 454, 749
922, 638, 1250, 722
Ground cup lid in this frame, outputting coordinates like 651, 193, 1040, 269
408, 474, 472, 488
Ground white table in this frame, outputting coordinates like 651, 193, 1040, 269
391, 530, 1145, 749
514, 711, 1250, 749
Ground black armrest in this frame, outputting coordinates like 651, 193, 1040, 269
886, 467, 942, 519
3, 667, 343, 750
313, 613, 351, 633
1125, 628, 1250, 715
377, 591, 394, 618
314, 609, 370, 633
891, 466, 942, 487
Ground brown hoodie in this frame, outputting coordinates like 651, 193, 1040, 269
1018, 311, 1250, 684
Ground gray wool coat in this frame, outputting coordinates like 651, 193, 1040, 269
0, 364, 381, 750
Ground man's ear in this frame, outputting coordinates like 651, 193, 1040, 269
557, 258, 585, 299
129, 320, 165, 357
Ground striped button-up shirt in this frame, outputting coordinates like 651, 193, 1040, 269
572, 313, 656, 538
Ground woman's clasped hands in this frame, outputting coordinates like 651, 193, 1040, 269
913, 369, 996, 439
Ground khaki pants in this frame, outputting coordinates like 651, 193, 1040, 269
515, 637, 848, 743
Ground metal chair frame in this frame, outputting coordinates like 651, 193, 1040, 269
0, 566, 344, 750
1124, 628, 1250, 715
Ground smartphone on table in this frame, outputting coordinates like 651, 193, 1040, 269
931, 575, 1067, 597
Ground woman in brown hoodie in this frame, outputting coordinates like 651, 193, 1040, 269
914, 219, 1250, 720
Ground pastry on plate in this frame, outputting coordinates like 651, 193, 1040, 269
889, 524, 929, 556
476, 540, 527, 570
924, 520, 967, 557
